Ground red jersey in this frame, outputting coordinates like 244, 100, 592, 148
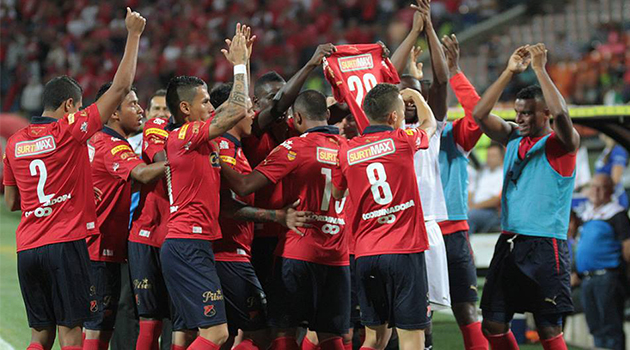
214, 134, 255, 262
87, 127, 144, 262
255, 126, 348, 266
333, 125, 430, 258
165, 120, 222, 241
518, 132, 576, 176
2, 105, 101, 252
129, 117, 170, 247
323, 44, 400, 133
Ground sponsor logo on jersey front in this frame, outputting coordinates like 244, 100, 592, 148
347, 138, 395, 165
316, 147, 338, 165
15, 136, 56, 158
145, 128, 169, 138
338, 53, 374, 72
111, 144, 132, 155
220, 155, 236, 165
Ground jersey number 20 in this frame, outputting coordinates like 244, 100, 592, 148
348, 73, 377, 106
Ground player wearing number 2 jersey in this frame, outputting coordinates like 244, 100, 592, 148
221, 90, 349, 350
332, 83, 436, 350
1, 8, 146, 349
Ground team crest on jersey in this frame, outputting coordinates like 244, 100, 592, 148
15, 136, 56, 158
347, 138, 396, 165
287, 151, 297, 161
316, 147, 338, 165
111, 144, 132, 155
338, 53, 374, 73
210, 152, 220, 167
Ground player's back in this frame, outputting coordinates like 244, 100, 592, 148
255, 126, 348, 265
336, 125, 429, 258
3, 105, 102, 252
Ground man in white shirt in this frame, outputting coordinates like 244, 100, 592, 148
468, 142, 504, 233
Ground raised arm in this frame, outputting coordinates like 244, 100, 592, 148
207, 24, 250, 140
421, 0, 449, 121
401, 88, 436, 138
529, 43, 579, 153
390, 1, 427, 74
473, 46, 530, 145
95, 8, 145, 124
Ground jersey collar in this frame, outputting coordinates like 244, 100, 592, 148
363, 125, 394, 134
30, 116, 58, 124
102, 125, 127, 141
222, 133, 241, 148
305, 125, 339, 135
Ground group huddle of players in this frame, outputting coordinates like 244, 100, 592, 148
3, 1, 581, 350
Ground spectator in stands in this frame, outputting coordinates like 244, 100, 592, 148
573, 173, 630, 350
146, 89, 171, 120
467, 142, 504, 233
595, 134, 629, 208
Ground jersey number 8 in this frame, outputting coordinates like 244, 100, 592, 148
366, 162, 393, 205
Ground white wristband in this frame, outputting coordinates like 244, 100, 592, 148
234, 64, 247, 75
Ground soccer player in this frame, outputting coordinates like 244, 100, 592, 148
221, 90, 349, 350
473, 44, 579, 350
438, 34, 488, 350
159, 24, 250, 350
146, 89, 171, 120
2, 8, 145, 350
332, 83, 436, 350
84, 83, 167, 350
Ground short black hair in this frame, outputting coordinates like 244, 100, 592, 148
362, 83, 400, 122
148, 89, 167, 110
293, 90, 328, 121
166, 76, 206, 117
254, 71, 285, 98
516, 85, 544, 101
94, 82, 137, 110
42, 76, 83, 111
210, 83, 233, 108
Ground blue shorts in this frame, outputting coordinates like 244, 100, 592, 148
128, 241, 169, 319
17, 239, 93, 328
160, 239, 226, 331
268, 257, 350, 335
216, 261, 267, 335
480, 234, 573, 325
356, 252, 430, 330
443, 231, 479, 304
84, 261, 122, 331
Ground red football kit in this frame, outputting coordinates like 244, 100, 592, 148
255, 126, 348, 266
129, 117, 170, 247
2, 105, 101, 252
323, 44, 400, 132
87, 127, 144, 262
333, 125, 430, 258
165, 120, 222, 241
214, 133, 255, 262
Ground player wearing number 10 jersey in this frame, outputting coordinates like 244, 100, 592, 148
221, 90, 349, 350
332, 83, 436, 350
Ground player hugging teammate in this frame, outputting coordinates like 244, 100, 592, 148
3, 1, 578, 350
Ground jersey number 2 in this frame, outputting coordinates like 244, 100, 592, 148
29, 160, 53, 204
348, 73, 377, 105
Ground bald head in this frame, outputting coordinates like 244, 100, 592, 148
589, 174, 614, 207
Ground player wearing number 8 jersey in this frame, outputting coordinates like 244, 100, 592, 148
2, 7, 146, 349
332, 83, 436, 350
221, 90, 349, 350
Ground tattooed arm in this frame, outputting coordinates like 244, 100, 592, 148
207, 24, 250, 140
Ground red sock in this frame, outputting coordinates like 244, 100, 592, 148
320, 337, 344, 350
302, 336, 321, 350
359, 347, 377, 350
171, 345, 187, 350
61, 347, 83, 350
540, 334, 568, 350
485, 331, 519, 350
83, 339, 100, 350
233, 338, 260, 350
460, 322, 489, 350
137, 320, 163, 350
343, 341, 352, 350
82, 332, 86, 346
27, 344, 44, 350
271, 336, 299, 350
188, 336, 221, 350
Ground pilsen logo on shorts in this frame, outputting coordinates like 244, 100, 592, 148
347, 139, 396, 165
338, 53, 374, 72
14, 136, 56, 158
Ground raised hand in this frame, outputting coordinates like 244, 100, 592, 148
506, 45, 531, 74
411, 0, 431, 29
408, 46, 424, 80
400, 87, 424, 103
307, 43, 336, 66
125, 7, 146, 36
528, 43, 547, 71
221, 23, 248, 66
442, 34, 460, 76
377, 41, 391, 59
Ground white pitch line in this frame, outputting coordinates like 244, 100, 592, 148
0, 335, 16, 350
